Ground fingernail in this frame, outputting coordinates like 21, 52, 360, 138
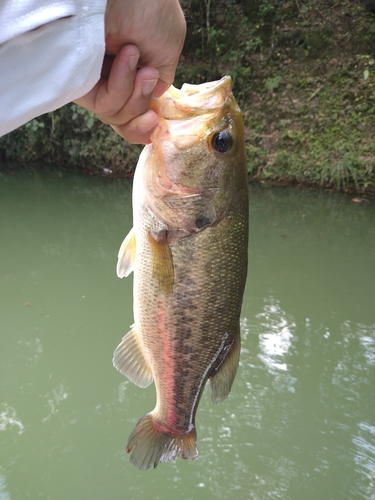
128, 54, 139, 71
138, 123, 157, 134
142, 79, 157, 97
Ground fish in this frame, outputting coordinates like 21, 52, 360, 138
113, 76, 249, 470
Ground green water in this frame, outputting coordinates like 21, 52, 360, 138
0, 169, 374, 500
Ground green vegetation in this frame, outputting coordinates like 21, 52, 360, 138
1, 0, 375, 193
0, 104, 141, 175
244, 53, 375, 192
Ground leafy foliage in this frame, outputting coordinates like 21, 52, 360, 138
0, 104, 141, 174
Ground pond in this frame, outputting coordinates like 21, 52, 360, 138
0, 169, 374, 500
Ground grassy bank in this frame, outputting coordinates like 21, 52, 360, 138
1, 0, 375, 193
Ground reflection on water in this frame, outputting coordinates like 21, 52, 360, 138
41, 382, 69, 423
0, 170, 374, 500
257, 296, 296, 375
0, 474, 11, 500
0, 405, 24, 435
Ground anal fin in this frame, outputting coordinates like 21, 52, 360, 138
113, 327, 153, 388
209, 324, 241, 404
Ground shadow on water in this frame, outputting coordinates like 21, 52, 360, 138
0, 170, 374, 500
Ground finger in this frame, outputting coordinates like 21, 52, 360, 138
111, 109, 159, 144
94, 45, 140, 115
100, 66, 159, 126
74, 45, 139, 112
107, 45, 139, 96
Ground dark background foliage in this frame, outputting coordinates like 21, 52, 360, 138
1, 0, 375, 192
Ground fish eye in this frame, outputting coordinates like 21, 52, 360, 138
211, 130, 233, 154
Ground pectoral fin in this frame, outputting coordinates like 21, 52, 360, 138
148, 231, 174, 294
209, 325, 241, 404
113, 327, 153, 388
117, 228, 136, 278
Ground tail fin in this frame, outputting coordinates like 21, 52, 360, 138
126, 413, 198, 470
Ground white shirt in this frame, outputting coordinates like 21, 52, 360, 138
0, 0, 107, 137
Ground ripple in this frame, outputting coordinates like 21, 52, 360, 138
0, 404, 24, 435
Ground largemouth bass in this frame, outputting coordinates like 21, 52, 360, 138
113, 76, 248, 470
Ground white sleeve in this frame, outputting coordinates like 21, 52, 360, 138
0, 0, 107, 137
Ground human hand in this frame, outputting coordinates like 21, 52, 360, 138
74, 0, 186, 144
74, 44, 161, 144
105, 0, 186, 97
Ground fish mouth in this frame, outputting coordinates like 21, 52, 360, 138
150, 76, 235, 148
150, 76, 233, 121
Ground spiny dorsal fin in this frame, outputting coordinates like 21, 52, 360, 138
112, 327, 153, 388
117, 228, 136, 278
148, 230, 174, 294
209, 324, 241, 404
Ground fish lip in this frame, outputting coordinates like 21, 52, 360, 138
177, 75, 232, 101
176, 76, 232, 110
150, 76, 233, 121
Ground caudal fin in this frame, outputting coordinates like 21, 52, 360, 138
126, 413, 198, 470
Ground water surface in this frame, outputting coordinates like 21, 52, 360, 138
0, 169, 374, 500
